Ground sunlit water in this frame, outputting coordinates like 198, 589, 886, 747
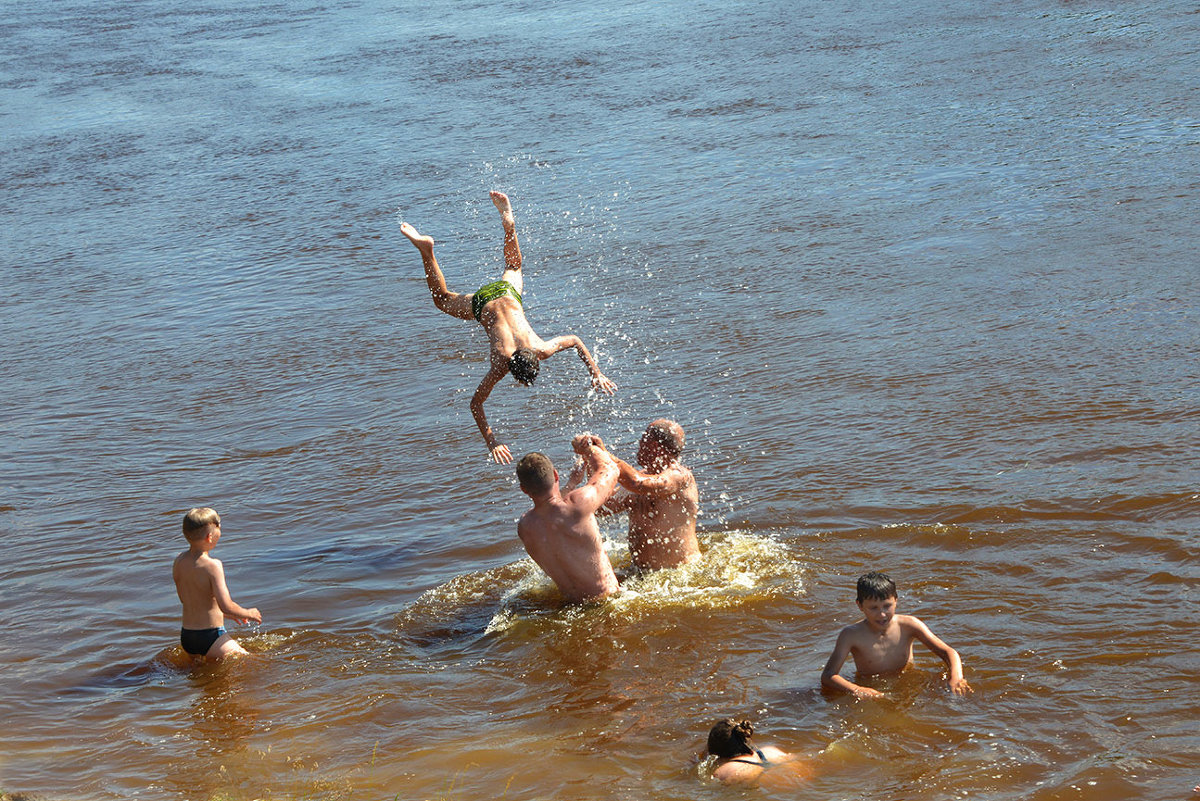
2, 0, 1198, 799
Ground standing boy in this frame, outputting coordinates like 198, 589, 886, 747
821, 571, 971, 697
173, 507, 262, 661
400, 191, 617, 464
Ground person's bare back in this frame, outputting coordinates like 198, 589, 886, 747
172, 508, 261, 661
516, 438, 620, 603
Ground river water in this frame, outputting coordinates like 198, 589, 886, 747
2, 0, 1197, 799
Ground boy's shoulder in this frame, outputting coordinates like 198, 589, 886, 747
174, 549, 220, 571
838, 619, 873, 640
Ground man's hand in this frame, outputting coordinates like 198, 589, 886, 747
591, 373, 617, 395
572, 433, 602, 454
490, 443, 513, 464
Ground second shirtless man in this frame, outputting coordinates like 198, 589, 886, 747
576, 419, 700, 570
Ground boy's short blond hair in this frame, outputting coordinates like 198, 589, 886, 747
182, 507, 221, 541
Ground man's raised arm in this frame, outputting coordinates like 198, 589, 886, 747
567, 434, 618, 513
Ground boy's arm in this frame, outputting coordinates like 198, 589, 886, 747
538, 335, 617, 395
820, 628, 885, 699
906, 616, 971, 695
206, 559, 262, 625
471, 365, 512, 463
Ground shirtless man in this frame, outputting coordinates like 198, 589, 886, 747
516, 435, 620, 603
573, 420, 700, 570
400, 191, 617, 464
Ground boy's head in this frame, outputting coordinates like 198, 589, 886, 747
856, 571, 897, 603
516, 452, 556, 495
707, 718, 756, 758
182, 507, 221, 541
509, 347, 539, 385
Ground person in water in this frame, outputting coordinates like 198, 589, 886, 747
400, 191, 617, 464
172, 507, 261, 661
706, 719, 804, 786
569, 420, 700, 570
821, 571, 972, 697
516, 435, 620, 603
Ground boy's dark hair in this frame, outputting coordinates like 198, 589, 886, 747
707, 718, 756, 758
516, 452, 556, 494
856, 571, 897, 603
509, 347, 539, 385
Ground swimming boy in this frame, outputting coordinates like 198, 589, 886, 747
571, 420, 700, 570
821, 571, 971, 697
516, 435, 620, 603
400, 191, 617, 464
172, 507, 262, 661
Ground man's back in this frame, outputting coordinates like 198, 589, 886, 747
516, 442, 620, 603
518, 501, 618, 603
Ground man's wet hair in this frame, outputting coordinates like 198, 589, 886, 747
857, 571, 898, 603
516, 452, 556, 495
645, 419, 685, 457
509, 347, 539, 385
707, 718, 756, 758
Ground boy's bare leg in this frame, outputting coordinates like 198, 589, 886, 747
207, 633, 249, 661
490, 191, 524, 294
400, 222, 474, 320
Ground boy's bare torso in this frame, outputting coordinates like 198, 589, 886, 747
843, 614, 924, 676
480, 297, 542, 364
173, 550, 224, 630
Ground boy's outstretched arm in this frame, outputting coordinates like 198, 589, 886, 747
910, 617, 972, 695
471, 365, 512, 463
208, 559, 262, 625
821, 629, 885, 699
538, 335, 616, 394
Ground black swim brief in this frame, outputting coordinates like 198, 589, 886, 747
180, 626, 226, 656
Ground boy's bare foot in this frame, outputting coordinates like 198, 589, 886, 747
490, 190, 515, 226
400, 222, 434, 255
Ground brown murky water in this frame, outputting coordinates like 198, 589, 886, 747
2, 0, 1197, 799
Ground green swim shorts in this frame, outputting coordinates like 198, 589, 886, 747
471, 280, 523, 321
